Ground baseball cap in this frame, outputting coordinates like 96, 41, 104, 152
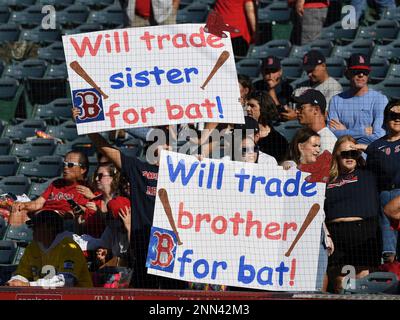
26, 209, 65, 227
107, 196, 131, 219
262, 56, 281, 74
347, 53, 371, 71
293, 89, 327, 113
234, 116, 260, 135
303, 50, 326, 72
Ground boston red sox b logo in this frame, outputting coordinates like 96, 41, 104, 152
72, 88, 105, 123
146, 227, 177, 273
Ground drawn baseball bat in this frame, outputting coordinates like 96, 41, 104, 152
70, 61, 109, 99
201, 50, 230, 90
285, 203, 320, 257
158, 188, 183, 245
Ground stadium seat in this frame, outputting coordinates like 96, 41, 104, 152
46, 120, 78, 141
0, 6, 10, 23
325, 57, 346, 79
13, 245, 25, 265
289, 44, 310, 59
0, 138, 11, 155
54, 142, 73, 157
0, 216, 7, 240
273, 120, 303, 143
341, 272, 398, 294
235, 58, 263, 78
37, 42, 65, 64
177, 2, 209, 23
382, 6, 400, 21
331, 39, 375, 59
372, 40, 400, 63
10, 138, 57, 160
28, 179, 52, 199
288, 74, 309, 90
2, 119, 46, 142
0, 78, 25, 122
0, 24, 20, 44
0, 176, 31, 196
0, 155, 19, 177
56, 4, 90, 27
0, 240, 17, 265
38, 0, 75, 9
71, 136, 96, 156
24, 77, 67, 106
319, 21, 357, 44
257, 2, 292, 43
247, 40, 291, 59
309, 39, 334, 57
18, 155, 62, 180
280, 57, 303, 82
20, 26, 62, 45
2, 0, 35, 10
33, 98, 72, 123
45, 63, 68, 79
3, 223, 33, 245
87, 155, 98, 179
9, 5, 45, 28
386, 64, 400, 80
62, 23, 103, 36
337, 77, 350, 92
369, 58, 390, 83
3, 59, 47, 81
357, 20, 399, 44
87, 4, 125, 28
75, 0, 114, 9
371, 79, 400, 100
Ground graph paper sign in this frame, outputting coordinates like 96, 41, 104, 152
146, 151, 327, 291
62, 24, 244, 135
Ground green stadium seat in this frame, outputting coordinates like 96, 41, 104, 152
369, 57, 390, 83
0, 216, 7, 240
0, 155, 19, 178
10, 138, 56, 160
0, 5, 10, 23
33, 98, 72, 123
75, 0, 114, 9
0, 24, 20, 44
0, 138, 12, 155
356, 20, 399, 44
281, 57, 303, 82
71, 136, 96, 157
56, 4, 90, 27
3, 224, 33, 245
341, 272, 398, 294
18, 155, 62, 181
20, 26, 62, 45
2, 0, 35, 10
0, 176, 31, 196
62, 23, 103, 36
319, 21, 358, 44
385, 64, 400, 80
331, 39, 374, 59
0, 78, 25, 122
24, 77, 67, 107
87, 155, 99, 179
9, 5, 45, 28
257, 2, 292, 43
54, 142, 73, 157
0, 240, 17, 264
235, 58, 263, 78
247, 40, 292, 59
326, 57, 346, 79
12, 245, 25, 265
38, 42, 65, 64
3, 59, 47, 80
28, 179, 52, 199
2, 119, 46, 142
38, 0, 75, 9
382, 6, 400, 21
87, 4, 125, 28
372, 40, 400, 63
371, 78, 400, 100
46, 120, 78, 142
177, 2, 209, 23
45, 63, 67, 79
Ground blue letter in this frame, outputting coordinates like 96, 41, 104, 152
178, 249, 193, 277
265, 178, 282, 197
235, 169, 250, 192
283, 171, 301, 196
135, 71, 150, 87
238, 256, 255, 284
250, 175, 266, 194
109, 72, 124, 89
166, 68, 184, 84
257, 266, 273, 286
301, 181, 317, 197
167, 155, 199, 185
275, 261, 289, 286
193, 259, 209, 279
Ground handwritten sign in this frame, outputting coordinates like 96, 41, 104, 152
146, 151, 327, 291
62, 24, 244, 134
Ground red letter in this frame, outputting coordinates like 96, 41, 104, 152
207, 34, 224, 48
195, 213, 211, 232
157, 34, 171, 49
264, 222, 281, 240
70, 35, 103, 58
185, 103, 202, 119
172, 33, 189, 48
178, 202, 193, 229
245, 211, 262, 238
114, 31, 121, 53
123, 108, 139, 125
189, 27, 206, 47
211, 216, 228, 235
166, 99, 184, 120
283, 222, 297, 241
105, 103, 120, 128
140, 107, 155, 123
123, 31, 130, 52
140, 31, 155, 51
229, 212, 245, 236
201, 99, 216, 118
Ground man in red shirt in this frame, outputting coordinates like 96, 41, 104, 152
12, 151, 93, 219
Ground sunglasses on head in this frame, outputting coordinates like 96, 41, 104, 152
340, 150, 361, 159
63, 161, 82, 168
388, 111, 400, 121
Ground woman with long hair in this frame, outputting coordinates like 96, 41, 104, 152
325, 135, 381, 293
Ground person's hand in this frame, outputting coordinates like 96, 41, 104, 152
11, 202, 26, 215
326, 235, 335, 256
96, 248, 107, 265
329, 119, 347, 131
119, 206, 131, 232
351, 144, 368, 152
71, 107, 80, 122
296, 0, 305, 16
282, 161, 295, 170
365, 126, 373, 135
86, 202, 97, 212
280, 106, 297, 121
76, 185, 96, 200
7, 280, 30, 287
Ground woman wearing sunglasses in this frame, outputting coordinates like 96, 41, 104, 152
325, 135, 381, 293
361, 101, 400, 264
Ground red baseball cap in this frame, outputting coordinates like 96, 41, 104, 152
107, 196, 131, 219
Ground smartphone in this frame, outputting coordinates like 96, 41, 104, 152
67, 198, 84, 216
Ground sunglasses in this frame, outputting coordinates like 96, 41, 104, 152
340, 150, 361, 159
388, 111, 400, 121
242, 146, 259, 155
63, 161, 82, 168
349, 70, 370, 77
96, 173, 112, 180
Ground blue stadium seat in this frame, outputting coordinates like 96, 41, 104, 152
37, 42, 65, 64
177, 2, 209, 23
20, 26, 62, 45
45, 63, 67, 79
56, 4, 90, 27
71, 136, 96, 156
331, 39, 375, 59
319, 21, 357, 44
3, 224, 33, 245
258, 2, 291, 23
38, 0, 75, 9
235, 58, 263, 78
3, 59, 47, 81
372, 40, 400, 63
62, 23, 103, 36
75, 0, 114, 9
357, 20, 399, 44
9, 5, 45, 28
273, 120, 303, 143
382, 6, 400, 21
386, 64, 400, 80
33, 98, 72, 123
247, 40, 292, 59
289, 44, 310, 59
0, 5, 10, 23
0, 176, 31, 196
326, 57, 346, 79
369, 58, 390, 84
2, 0, 35, 10
18, 155, 62, 180
341, 272, 398, 294
281, 57, 303, 82
25, 77, 67, 106
0, 78, 25, 122
371, 79, 400, 100
0, 240, 17, 264
0, 216, 7, 240
87, 4, 125, 28
13, 245, 25, 265
10, 138, 57, 160
288, 74, 309, 90
337, 77, 350, 92
0, 24, 20, 44
46, 120, 78, 142
0, 138, 12, 155
2, 119, 47, 142
28, 179, 52, 199
309, 39, 334, 57
0, 155, 19, 178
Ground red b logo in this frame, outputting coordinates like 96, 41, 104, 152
151, 232, 175, 268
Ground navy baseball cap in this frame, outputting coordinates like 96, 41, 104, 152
262, 56, 281, 74
347, 53, 371, 71
293, 89, 327, 113
303, 50, 326, 72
